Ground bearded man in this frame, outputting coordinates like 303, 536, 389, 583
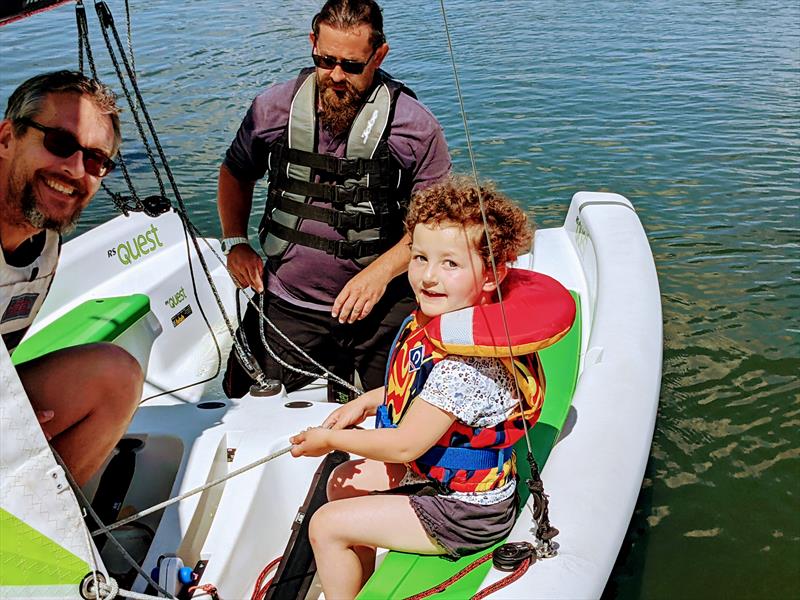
217, 0, 450, 398
0, 71, 143, 485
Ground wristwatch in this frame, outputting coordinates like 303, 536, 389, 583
221, 236, 250, 255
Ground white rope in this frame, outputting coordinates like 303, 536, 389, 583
258, 293, 363, 395
92, 444, 292, 537
83, 576, 167, 600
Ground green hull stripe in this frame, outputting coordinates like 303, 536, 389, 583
358, 291, 582, 599
12, 294, 150, 365
0, 508, 88, 586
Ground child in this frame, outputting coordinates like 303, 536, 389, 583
290, 177, 538, 600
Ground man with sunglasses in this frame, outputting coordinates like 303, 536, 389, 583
218, 0, 450, 399
0, 70, 143, 486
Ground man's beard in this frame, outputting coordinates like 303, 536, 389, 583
318, 77, 364, 137
9, 176, 82, 235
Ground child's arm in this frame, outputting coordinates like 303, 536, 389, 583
321, 386, 385, 430
290, 397, 455, 462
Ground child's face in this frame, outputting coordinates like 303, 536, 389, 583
408, 221, 496, 320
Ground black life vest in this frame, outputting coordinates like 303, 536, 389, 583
259, 68, 415, 267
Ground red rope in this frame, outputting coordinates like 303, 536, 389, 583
471, 557, 531, 600
187, 583, 219, 600
251, 555, 283, 600
402, 550, 532, 600
403, 553, 494, 600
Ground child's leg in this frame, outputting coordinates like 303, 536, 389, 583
326, 458, 407, 500
310, 494, 444, 600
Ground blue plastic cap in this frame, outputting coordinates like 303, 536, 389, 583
178, 566, 196, 584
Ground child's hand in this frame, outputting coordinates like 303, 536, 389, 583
321, 401, 369, 430
290, 427, 332, 457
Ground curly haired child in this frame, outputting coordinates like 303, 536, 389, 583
290, 176, 536, 600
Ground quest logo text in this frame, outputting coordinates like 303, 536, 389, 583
107, 225, 164, 265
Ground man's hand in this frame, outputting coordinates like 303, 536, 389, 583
332, 266, 389, 324
36, 409, 54, 441
226, 244, 264, 293
332, 234, 412, 323
290, 427, 332, 457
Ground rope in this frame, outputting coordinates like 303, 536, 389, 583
402, 548, 532, 600
258, 293, 363, 395
438, 0, 558, 555
403, 552, 493, 600
251, 555, 283, 600
91, 445, 292, 537
82, 576, 167, 600
471, 558, 532, 600
51, 449, 174, 598
78, 1, 376, 403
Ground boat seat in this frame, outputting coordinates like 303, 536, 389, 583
11, 294, 162, 372
358, 291, 582, 599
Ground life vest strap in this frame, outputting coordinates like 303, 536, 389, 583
272, 179, 395, 208
266, 221, 388, 259
417, 445, 513, 472
270, 192, 389, 231
375, 404, 393, 428
282, 146, 389, 177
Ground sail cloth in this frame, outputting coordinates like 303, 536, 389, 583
0, 341, 103, 598
0, 0, 72, 27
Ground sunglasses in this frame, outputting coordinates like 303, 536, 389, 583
18, 117, 116, 177
312, 47, 377, 75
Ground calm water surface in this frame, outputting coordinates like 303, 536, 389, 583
2, 1, 798, 597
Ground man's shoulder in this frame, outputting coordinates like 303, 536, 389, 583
390, 89, 444, 133
252, 76, 305, 110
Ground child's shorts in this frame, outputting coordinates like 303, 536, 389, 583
408, 487, 518, 559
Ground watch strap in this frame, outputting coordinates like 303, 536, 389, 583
221, 236, 250, 255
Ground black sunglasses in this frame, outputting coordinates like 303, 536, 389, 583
18, 117, 116, 177
312, 47, 377, 75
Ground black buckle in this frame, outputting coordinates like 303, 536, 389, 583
330, 185, 363, 206
330, 211, 375, 230
331, 238, 370, 259
335, 157, 363, 177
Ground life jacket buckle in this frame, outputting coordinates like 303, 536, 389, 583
332, 238, 361, 259
331, 210, 375, 231
336, 157, 365, 177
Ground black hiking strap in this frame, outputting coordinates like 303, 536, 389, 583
264, 451, 350, 600
282, 146, 389, 177
267, 221, 387, 259
270, 193, 388, 231
274, 177, 395, 206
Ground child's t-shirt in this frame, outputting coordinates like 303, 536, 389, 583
404, 355, 522, 505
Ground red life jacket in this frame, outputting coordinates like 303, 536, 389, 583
375, 269, 576, 494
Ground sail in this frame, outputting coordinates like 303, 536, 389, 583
0, 342, 104, 598
0, 0, 72, 27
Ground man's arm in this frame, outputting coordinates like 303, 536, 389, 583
217, 164, 264, 293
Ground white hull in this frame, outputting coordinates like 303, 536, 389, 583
1, 191, 661, 599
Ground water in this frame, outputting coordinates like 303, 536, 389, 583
2, 1, 798, 597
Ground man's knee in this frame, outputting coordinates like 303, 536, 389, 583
89, 343, 144, 411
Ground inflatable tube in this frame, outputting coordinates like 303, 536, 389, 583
425, 269, 575, 357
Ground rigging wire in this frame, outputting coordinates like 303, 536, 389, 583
438, 0, 558, 552
437, 0, 531, 465
79, 1, 359, 401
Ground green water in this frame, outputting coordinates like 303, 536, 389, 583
1, 1, 798, 597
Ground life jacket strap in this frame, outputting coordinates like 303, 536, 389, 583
273, 179, 396, 207
267, 221, 387, 259
281, 146, 390, 178
417, 445, 514, 472
270, 192, 389, 231
375, 404, 393, 429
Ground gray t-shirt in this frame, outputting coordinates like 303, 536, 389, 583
224, 74, 451, 310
